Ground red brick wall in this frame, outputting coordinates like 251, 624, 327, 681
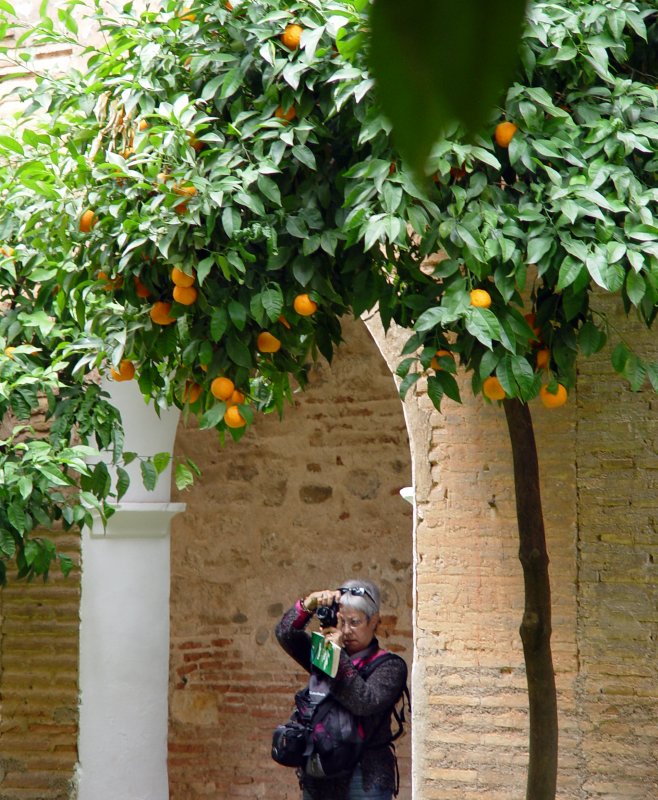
169, 317, 414, 799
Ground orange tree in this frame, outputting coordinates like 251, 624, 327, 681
0, 1, 656, 796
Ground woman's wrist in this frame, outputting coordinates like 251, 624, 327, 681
299, 596, 314, 614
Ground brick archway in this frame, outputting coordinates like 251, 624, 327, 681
168, 316, 414, 799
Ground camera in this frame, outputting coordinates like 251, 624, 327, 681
315, 601, 339, 628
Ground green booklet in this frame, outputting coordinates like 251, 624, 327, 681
310, 631, 341, 678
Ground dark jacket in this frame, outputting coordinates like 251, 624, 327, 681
275, 602, 408, 800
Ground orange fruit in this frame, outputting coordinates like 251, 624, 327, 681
1, 246, 15, 257
450, 166, 467, 181
211, 376, 235, 401
178, 7, 195, 21
171, 267, 196, 288
274, 105, 296, 123
524, 312, 542, 343
183, 381, 202, 404
156, 172, 171, 187
483, 376, 506, 401
4, 346, 16, 359
280, 23, 303, 50
536, 348, 550, 370
79, 209, 97, 233
278, 314, 291, 329
110, 359, 135, 382
150, 301, 175, 325
225, 0, 233, 8
540, 383, 567, 408
138, 119, 149, 131
494, 121, 518, 148
174, 201, 189, 215
293, 293, 317, 316
470, 288, 492, 308
173, 285, 198, 305
224, 405, 246, 428
133, 276, 150, 298
257, 331, 281, 353
226, 389, 245, 407
122, 147, 135, 159
173, 183, 197, 197
430, 349, 455, 371
98, 271, 123, 291
187, 132, 204, 152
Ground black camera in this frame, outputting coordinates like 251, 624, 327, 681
315, 601, 339, 629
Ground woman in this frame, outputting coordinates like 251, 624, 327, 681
275, 578, 408, 800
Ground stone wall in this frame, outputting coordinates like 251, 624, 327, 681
168, 317, 414, 799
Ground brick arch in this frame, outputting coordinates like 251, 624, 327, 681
168, 316, 414, 799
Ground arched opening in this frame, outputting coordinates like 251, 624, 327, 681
168, 316, 414, 798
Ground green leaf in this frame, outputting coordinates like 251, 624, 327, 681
434, 370, 462, 404
153, 452, 171, 475
370, 0, 528, 173
578, 321, 606, 356
527, 236, 553, 265
625, 270, 646, 307
0, 528, 16, 557
116, 466, 130, 502
398, 371, 421, 400
199, 402, 225, 430
611, 342, 629, 374
261, 285, 284, 321
226, 335, 253, 368
0, 135, 24, 155
140, 460, 158, 492
228, 300, 247, 331
210, 308, 228, 341
465, 308, 501, 350
175, 463, 196, 491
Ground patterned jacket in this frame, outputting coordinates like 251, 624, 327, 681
275, 602, 408, 800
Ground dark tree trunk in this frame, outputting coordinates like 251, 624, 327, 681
503, 398, 558, 800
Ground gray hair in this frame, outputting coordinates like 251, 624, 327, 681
337, 578, 380, 619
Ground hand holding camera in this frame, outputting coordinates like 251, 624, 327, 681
302, 589, 344, 646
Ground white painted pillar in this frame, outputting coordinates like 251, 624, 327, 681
77, 381, 185, 800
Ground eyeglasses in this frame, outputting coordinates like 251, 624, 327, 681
339, 586, 376, 606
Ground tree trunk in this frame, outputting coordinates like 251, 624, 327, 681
503, 398, 558, 800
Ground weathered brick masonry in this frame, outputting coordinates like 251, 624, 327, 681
0, 531, 80, 800
169, 317, 414, 799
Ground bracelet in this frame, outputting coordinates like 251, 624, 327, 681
299, 597, 313, 614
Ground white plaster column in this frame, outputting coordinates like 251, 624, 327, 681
77, 381, 185, 800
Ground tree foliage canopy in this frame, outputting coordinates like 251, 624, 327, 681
0, 0, 656, 580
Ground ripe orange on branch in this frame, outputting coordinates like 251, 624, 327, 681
133, 276, 150, 298
110, 359, 135, 382
183, 381, 202, 404
536, 348, 550, 370
540, 383, 567, 408
257, 331, 281, 353
274, 105, 297, 123
211, 376, 234, 401
224, 405, 246, 428
227, 389, 245, 407
79, 209, 97, 233
280, 23, 303, 50
430, 350, 455, 371
171, 267, 196, 288
293, 293, 317, 316
483, 376, 506, 401
173, 285, 198, 305
470, 288, 492, 308
494, 121, 518, 148
150, 301, 175, 325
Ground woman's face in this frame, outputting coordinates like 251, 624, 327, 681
338, 605, 379, 655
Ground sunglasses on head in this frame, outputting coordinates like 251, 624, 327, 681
339, 586, 376, 605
